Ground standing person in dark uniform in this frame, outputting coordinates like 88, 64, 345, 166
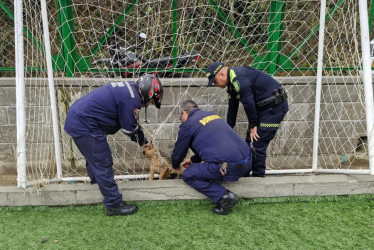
171, 100, 251, 215
64, 74, 163, 216
206, 62, 288, 177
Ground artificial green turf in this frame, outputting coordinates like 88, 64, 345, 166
1, 195, 374, 249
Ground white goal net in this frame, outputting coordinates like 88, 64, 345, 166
7, 0, 374, 187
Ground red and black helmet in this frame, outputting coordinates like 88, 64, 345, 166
138, 74, 163, 109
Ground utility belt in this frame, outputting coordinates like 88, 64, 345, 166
219, 156, 251, 176
256, 87, 287, 110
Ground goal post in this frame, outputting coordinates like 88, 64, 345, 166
312, 0, 327, 172
41, 0, 62, 179
15, 0, 26, 188
9, 0, 374, 189
358, 0, 374, 175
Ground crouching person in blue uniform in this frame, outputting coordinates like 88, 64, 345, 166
206, 62, 289, 177
171, 100, 251, 215
64, 74, 163, 216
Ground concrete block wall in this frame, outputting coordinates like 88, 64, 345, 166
0, 85, 16, 175
0, 76, 369, 177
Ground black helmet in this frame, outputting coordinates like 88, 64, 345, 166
138, 74, 163, 109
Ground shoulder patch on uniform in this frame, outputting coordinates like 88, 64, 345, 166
134, 108, 141, 120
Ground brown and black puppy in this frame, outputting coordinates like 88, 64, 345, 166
143, 147, 182, 180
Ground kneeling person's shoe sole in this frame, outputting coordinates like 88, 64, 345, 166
213, 191, 239, 215
106, 202, 138, 216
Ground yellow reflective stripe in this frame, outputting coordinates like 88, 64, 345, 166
260, 123, 280, 128
229, 69, 236, 83
214, 64, 223, 74
229, 70, 240, 92
229, 69, 240, 100
233, 81, 240, 92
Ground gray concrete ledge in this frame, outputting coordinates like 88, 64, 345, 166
1, 174, 374, 206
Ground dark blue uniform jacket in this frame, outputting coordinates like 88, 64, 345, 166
64, 81, 147, 145
226, 66, 288, 129
171, 109, 251, 169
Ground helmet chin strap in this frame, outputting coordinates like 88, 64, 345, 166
144, 107, 148, 124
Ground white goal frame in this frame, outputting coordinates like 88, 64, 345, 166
14, 0, 374, 188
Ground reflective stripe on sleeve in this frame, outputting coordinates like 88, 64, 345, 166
125, 81, 135, 98
121, 124, 139, 135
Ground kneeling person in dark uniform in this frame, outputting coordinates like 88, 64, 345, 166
171, 100, 251, 215
64, 74, 163, 216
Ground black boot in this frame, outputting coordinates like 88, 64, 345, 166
243, 170, 251, 177
251, 173, 265, 178
213, 191, 239, 215
106, 202, 138, 216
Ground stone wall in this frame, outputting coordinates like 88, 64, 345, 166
0, 77, 369, 176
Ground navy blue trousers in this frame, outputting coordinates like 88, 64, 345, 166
73, 133, 122, 208
245, 101, 287, 177
182, 161, 251, 203
246, 128, 277, 177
